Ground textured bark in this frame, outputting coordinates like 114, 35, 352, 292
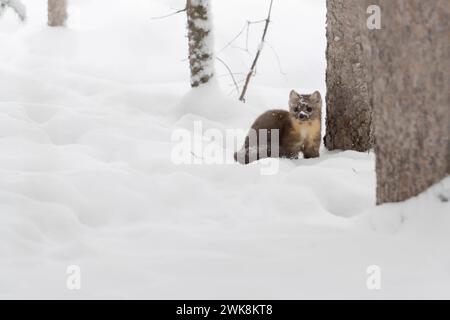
368, 0, 450, 204
324, 0, 373, 151
186, 0, 214, 87
48, 0, 67, 27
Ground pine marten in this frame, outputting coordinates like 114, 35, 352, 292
234, 90, 322, 164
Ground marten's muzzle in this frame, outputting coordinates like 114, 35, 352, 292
298, 111, 310, 120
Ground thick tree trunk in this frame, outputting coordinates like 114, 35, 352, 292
369, 0, 450, 204
324, 0, 373, 151
186, 0, 214, 88
48, 0, 67, 27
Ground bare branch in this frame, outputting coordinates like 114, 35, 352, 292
190, 151, 204, 160
217, 19, 267, 55
239, 0, 274, 102
218, 24, 247, 53
216, 57, 240, 96
228, 78, 247, 96
228, 45, 252, 56
151, 7, 186, 20
245, 21, 250, 52
265, 41, 287, 76
217, 72, 246, 78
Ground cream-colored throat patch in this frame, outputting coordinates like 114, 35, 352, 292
291, 118, 321, 141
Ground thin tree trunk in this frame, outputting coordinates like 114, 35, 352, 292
324, 0, 373, 151
368, 0, 450, 204
48, 0, 67, 27
186, 0, 214, 87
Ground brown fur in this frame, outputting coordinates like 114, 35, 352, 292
234, 90, 322, 164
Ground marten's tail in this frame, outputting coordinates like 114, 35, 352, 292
234, 146, 265, 165
234, 149, 246, 164
234, 148, 250, 165
233, 151, 239, 162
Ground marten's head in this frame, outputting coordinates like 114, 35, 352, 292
289, 90, 322, 121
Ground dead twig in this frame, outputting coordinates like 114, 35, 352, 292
216, 57, 240, 96
218, 24, 247, 53
227, 78, 247, 96
239, 0, 274, 102
151, 7, 186, 20
217, 72, 246, 78
265, 41, 287, 76
218, 19, 266, 55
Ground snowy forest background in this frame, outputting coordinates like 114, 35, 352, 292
0, 0, 449, 299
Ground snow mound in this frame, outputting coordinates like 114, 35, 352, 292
174, 80, 258, 127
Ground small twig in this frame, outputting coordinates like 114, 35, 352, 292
151, 7, 186, 20
217, 19, 266, 55
245, 21, 250, 52
217, 72, 246, 78
239, 0, 274, 102
229, 45, 252, 56
218, 24, 247, 53
227, 78, 247, 96
265, 41, 287, 75
216, 57, 240, 96
190, 151, 204, 160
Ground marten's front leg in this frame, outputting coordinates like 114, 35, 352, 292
278, 146, 300, 159
302, 135, 321, 159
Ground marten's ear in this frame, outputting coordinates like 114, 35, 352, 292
310, 91, 322, 103
289, 90, 301, 101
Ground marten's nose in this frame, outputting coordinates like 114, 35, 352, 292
299, 111, 309, 119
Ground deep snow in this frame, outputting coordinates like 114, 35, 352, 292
0, 0, 449, 299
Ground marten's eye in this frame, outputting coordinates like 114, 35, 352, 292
294, 107, 299, 112
306, 107, 313, 113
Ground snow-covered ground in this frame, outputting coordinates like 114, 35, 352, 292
0, 0, 449, 299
